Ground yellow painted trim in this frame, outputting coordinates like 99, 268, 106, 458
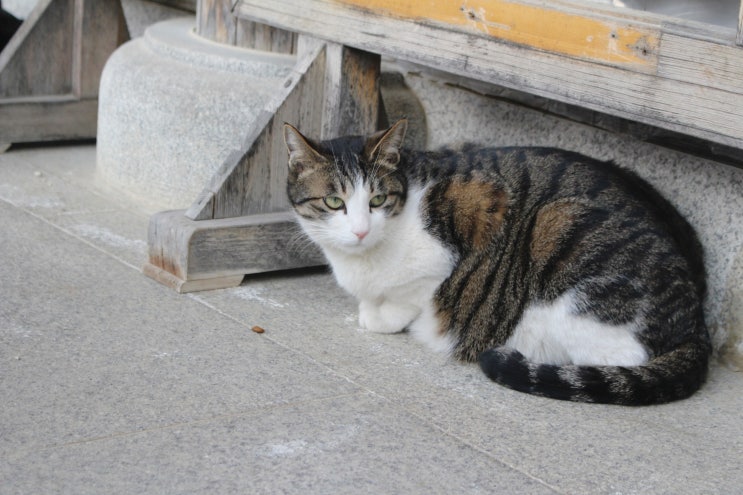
335, 0, 658, 66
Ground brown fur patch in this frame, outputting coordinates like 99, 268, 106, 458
444, 176, 509, 250
530, 200, 584, 263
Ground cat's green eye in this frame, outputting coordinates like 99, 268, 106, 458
323, 196, 345, 210
369, 194, 387, 208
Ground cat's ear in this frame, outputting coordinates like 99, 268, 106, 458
283, 123, 323, 172
366, 119, 408, 168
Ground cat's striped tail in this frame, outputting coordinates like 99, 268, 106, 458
478, 341, 710, 406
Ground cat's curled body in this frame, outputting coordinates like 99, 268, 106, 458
284, 119, 710, 405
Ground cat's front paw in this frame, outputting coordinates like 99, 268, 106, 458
358, 300, 406, 334
358, 299, 419, 334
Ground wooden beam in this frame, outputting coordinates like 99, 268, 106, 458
0, 96, 98, 142
144, 211, 325, 293
336, 0, 660, 69
235, 0, 743, 151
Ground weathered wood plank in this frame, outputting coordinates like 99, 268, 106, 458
336, 0, 660, 70
236, 0, 743, 150
738, 1, 743, 46
196, 0, 296, 52
658, 34, 743, 95
235, 19, 297, 53
185, 42, 327, 220
75, 0, 129, 98
322, 44, 380, 139
144, 210, 325, 293
196, 0, 236, 44
0, 97, 97, 142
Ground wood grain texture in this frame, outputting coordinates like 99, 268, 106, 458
76, 0, 129, 98
146, 209, 325, 292
322, 43, 380, 139
196, 0, 235, 44
0, 96, 97, 142
337, 0, 660, 69
235, 19, 297, 53
236, 0, 743, 150
196, 0, 296, 52
658, 34, 743, 95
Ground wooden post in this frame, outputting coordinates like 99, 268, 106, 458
737, 1, 743, 46
322, 44, 380, 138
144, 39, 382, 292
196, 0, 296, 53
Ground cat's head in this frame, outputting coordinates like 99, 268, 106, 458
283, 120, 409, 254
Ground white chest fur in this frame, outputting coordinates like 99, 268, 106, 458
319, 187, 455, 340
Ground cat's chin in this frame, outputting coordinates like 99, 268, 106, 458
325, 239, 379, 256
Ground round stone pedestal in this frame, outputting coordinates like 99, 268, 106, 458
96, 17, 294, 210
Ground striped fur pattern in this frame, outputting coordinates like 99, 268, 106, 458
284, 120, 710, 406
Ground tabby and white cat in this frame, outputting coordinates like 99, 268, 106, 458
284, 119, 710, 405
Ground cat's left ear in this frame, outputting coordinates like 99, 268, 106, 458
283, 123, 324, 172
366, 119, 408, 168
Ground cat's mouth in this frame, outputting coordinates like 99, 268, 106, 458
336, 236, 375, 254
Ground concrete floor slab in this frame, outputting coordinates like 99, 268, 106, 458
1, 145, 742, 494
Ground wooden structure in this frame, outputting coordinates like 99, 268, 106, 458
0, 0, 128, 149
145, 0, 743, 292
144, 37, 379, 292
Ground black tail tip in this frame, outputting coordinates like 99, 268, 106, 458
478, 347, 530, 384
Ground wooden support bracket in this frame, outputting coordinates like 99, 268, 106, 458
0, 0, 128, 145
144, 38, 381, 292
144, 210, 326, 293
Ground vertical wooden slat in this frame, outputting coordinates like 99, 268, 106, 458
196, 0, 296, 52
737, 1, 743, 46
73, 0, 129, 98
235, 19, 297, 53
322, 43, 380, 139
196, 0, 236, 44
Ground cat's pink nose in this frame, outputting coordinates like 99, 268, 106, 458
354, 230, 369, 240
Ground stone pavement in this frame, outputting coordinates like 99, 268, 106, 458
1, 144, 741, 494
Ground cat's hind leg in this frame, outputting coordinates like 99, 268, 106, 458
506, 292, 649, 367
408, 300, 457, 355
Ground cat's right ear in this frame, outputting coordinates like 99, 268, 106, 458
283, 123, 323, 173
366, 119, 408, 168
